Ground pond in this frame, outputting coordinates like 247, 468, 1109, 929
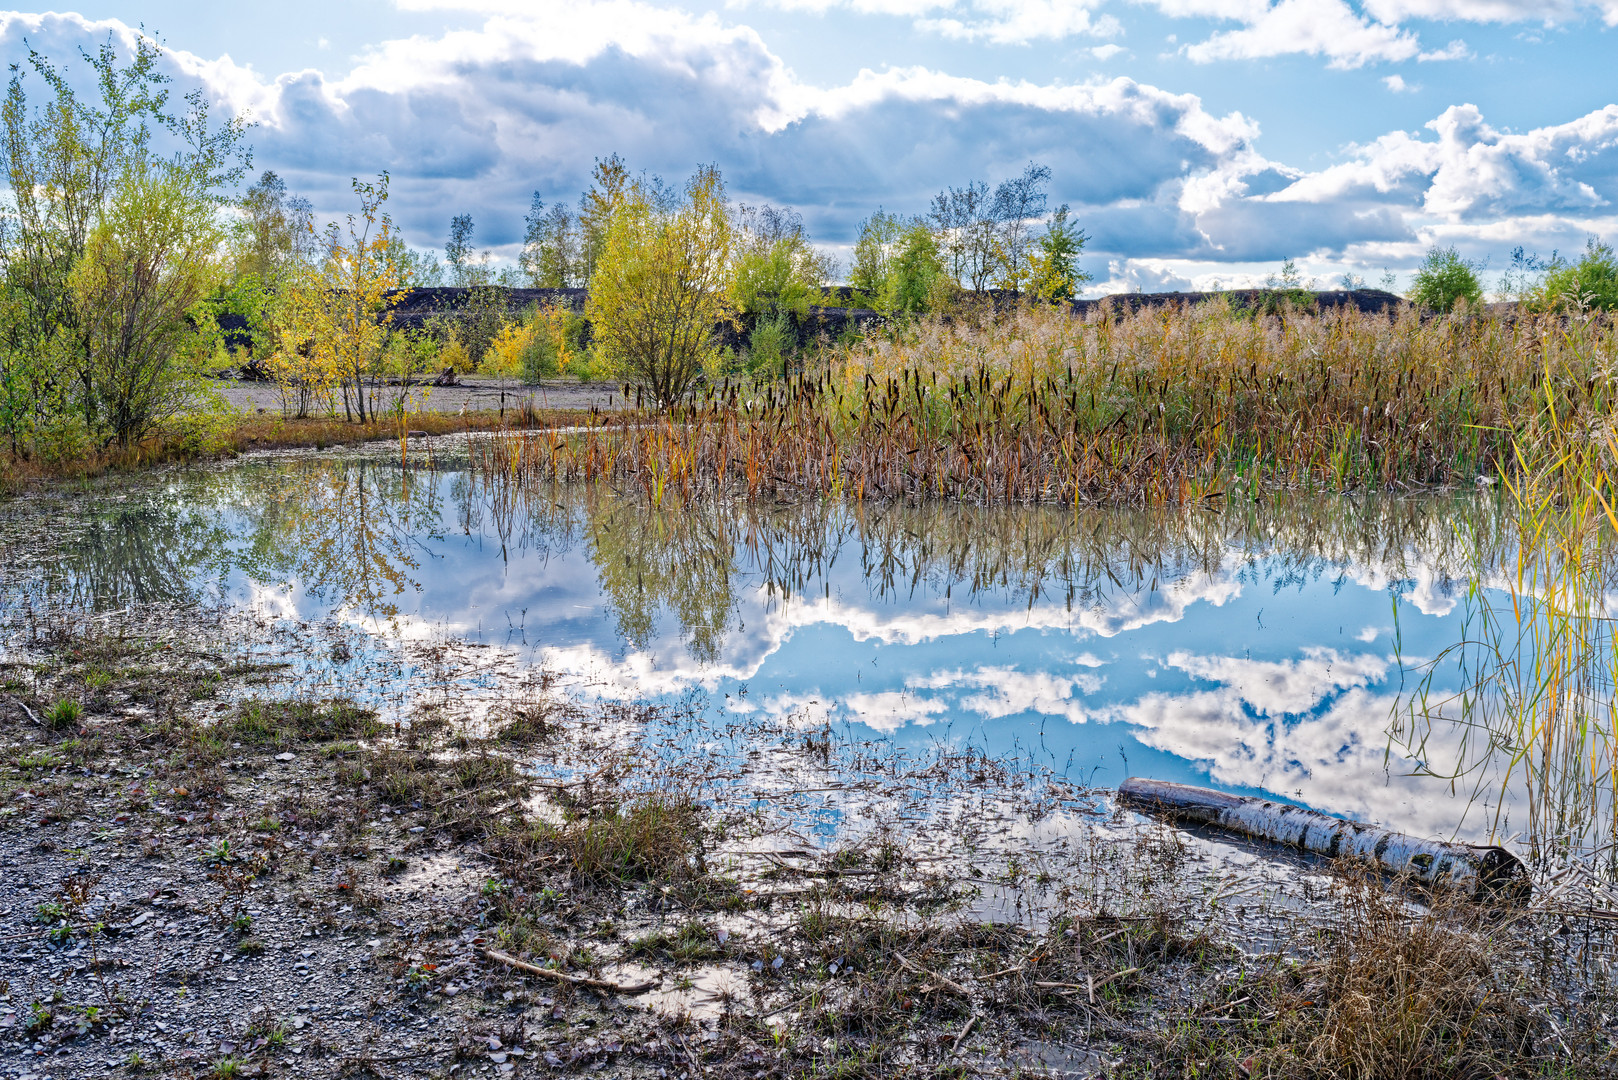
2, 444, 1524, 847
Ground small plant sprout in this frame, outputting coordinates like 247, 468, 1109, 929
46, 698, 82, 729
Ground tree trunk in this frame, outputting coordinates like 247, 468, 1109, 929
1117, 777, 1529, 901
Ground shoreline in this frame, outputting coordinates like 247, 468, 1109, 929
1, 533, 1614, 1077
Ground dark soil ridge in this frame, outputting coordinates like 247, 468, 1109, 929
216, 287, 1408, 357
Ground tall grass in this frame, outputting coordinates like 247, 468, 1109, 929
462, 300, 1618, 871
1397, 314, 1618, 875
476, 302, 1618, 505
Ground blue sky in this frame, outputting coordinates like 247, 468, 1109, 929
4, 0, 1616, 293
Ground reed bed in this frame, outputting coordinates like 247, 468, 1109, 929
1399, 378, 1618, 877
472, 302, 1618, 505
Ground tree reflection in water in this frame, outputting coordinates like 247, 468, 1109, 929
11, 453, 1513, 660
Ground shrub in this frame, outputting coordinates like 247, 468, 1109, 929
1409, 245, 1483, 313
484, 306, 585, 384
1538, 237, 1618, 312
481, 320, 534, 380
745, 313, 795, 377
587, 164, 732, 406
438, 329, 472, 374
30, 414, 94, 466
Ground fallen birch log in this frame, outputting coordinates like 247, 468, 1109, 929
1117, 777, 1529, 900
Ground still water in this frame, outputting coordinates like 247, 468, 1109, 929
7, 447, 1517, 845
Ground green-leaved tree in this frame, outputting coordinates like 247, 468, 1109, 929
1028, 204, 1089, 304
1538, 237, 1618, 312
587, 162, 733, 407
1409, 245, 1483, 313
0, 35, 250, 450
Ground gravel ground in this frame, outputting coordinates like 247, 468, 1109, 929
0, 696, 665, 1080
215, 378, 626, 418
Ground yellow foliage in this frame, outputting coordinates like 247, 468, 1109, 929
439, 329, 472, 374
268, 175, 405, 421
482, 320, 532, 379
533, 306, 576, 376
586, 164, 732, 406
482, 306, 579, 382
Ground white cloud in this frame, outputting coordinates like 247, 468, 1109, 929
6, 5, 1617, 278
1162, 647, 1389, 716
842, 690, 951, 731
1178, 0, 1424, 69
920, 1, 1122, 43
1382, 73, 1415, 92
0, 8, 1264, 256
1362, 0, 1616, 25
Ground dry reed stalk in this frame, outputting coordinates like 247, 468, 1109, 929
465, 305, 1618, 507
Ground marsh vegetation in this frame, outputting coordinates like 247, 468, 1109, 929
4, 30, 1618, 1080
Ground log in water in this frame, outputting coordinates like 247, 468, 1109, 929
1117, 777, 1530, 900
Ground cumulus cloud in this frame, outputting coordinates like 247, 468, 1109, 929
1262, 102, 1618, 231
1178, 0, 1424, 68
0, 8, 1268, 257
4, 4, 1616, 280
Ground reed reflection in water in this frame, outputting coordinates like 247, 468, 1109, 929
12, 455, 1537, 846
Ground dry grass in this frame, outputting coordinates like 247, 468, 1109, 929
534, 791, 706, 887
1120, 871, 1605, 1079
0, 405, 594, 494
470, 304, 1618, 505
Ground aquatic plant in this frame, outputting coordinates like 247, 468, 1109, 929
467, 302, 1618, 505
1398, 312, 1618, 874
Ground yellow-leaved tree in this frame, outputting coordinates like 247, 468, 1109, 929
270, 174, 405, 421
69, 161, 227, 445
586, 163, 732, 407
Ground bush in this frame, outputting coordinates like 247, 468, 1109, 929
522, 333, 561, 383
1538, 237, 1618, 312
438, 330, 472, 374
481, 320, 533, 380
1409, 245, 1483, 313
30, 414, 94, 466
484, 306, 588, 384
746, 313, 794, 377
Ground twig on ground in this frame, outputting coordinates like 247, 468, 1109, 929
951, 1014, 979, 1056
895, 952, 970, 997
481, 948, 657, 994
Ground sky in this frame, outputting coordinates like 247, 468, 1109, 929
2, 1, 1615, 294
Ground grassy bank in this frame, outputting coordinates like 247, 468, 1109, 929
0, 403, 595, 495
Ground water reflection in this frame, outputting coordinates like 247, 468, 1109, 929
10, 453, 1522, 843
